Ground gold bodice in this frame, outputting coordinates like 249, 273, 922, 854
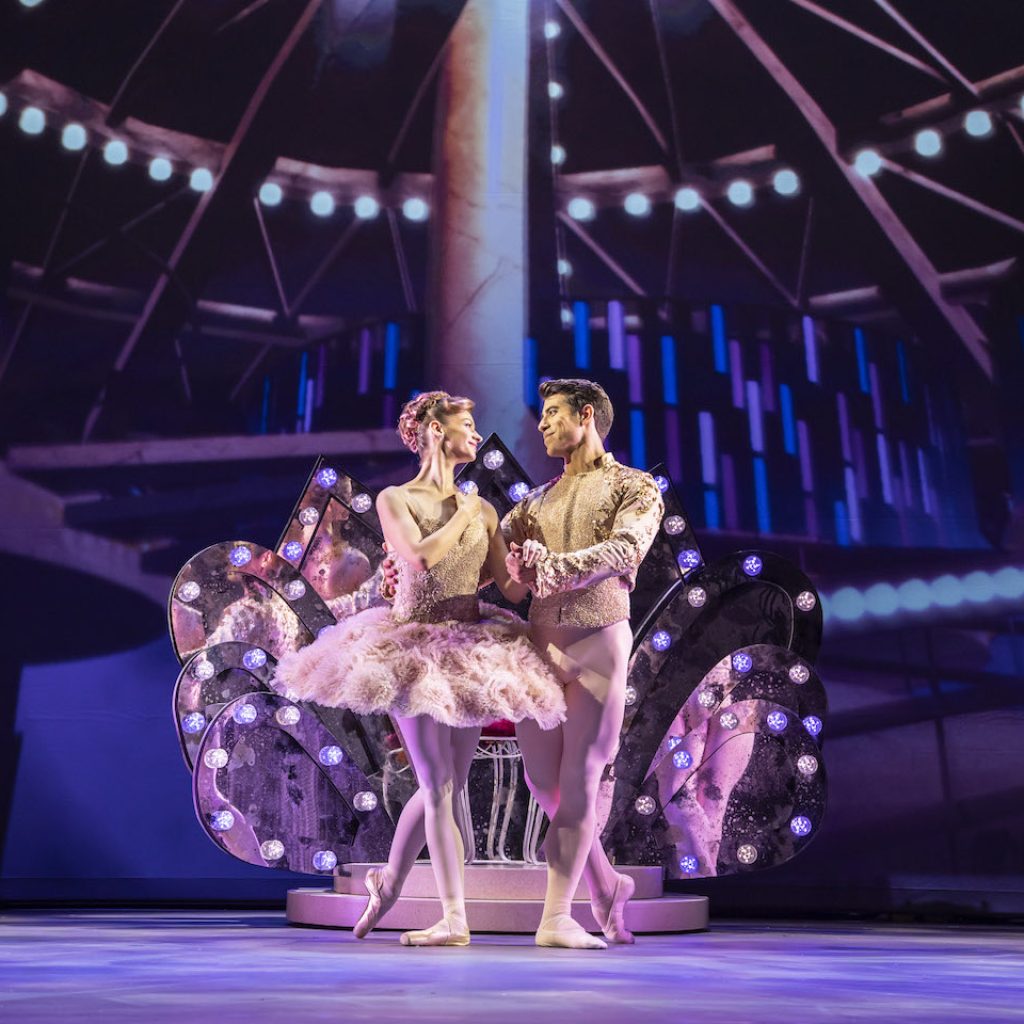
393, 509, 489, 624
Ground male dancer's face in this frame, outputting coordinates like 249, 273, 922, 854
538, 394, 588, 459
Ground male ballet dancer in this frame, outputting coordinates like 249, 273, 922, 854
502, 378, 663, 948
369, 379, 662, 948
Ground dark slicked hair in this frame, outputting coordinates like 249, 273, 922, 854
539, 378, 614, 440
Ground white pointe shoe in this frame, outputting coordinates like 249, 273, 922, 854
353, 867, 397, 940
535, 914, 607, 950
592, 872, 636, 944
400, 919, 471, 947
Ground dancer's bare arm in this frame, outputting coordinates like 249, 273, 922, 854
482, 501, 530, 603
376, 487, 480, 570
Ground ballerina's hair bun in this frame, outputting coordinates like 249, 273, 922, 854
397, 390, 475, 454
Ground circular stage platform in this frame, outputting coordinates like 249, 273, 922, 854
287, 863, 709, 933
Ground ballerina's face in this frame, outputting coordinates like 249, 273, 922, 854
439, 410, 482, 463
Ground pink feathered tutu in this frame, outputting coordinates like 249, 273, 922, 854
272, 602, 566, 730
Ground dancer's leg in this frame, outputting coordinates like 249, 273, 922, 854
532, 621, 631, 948
393, 714, 470, 944
355, 724, 479, 938
517, 716, 621, 908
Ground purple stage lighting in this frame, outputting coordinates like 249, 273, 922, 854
677, 549, 702, 570
181, 712, 206, 734
651, 630, 672, 651
242, 648, 267, 670
766, 710, 789, 732
316, 467, 338, 488
790, 815, 813, 837
732, 652, 753, 673
229, 546, 252, 567
210, 811, 235, 832
742, 555, 763, 576
319, 745, 344, 766
803, 715, 823, 737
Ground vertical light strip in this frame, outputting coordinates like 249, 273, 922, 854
836, 393, 852, 462
844, 466, 862, 542
664, 408, 682, 480
704, 489, 721, 529
852, 429, 869, 500
573, 300, 590, 368
896, 341, 910, 404
779, 383, 797, 455
523, 336, 538, 406
854, 327, 870, 393
834, 500, 851, 546
358, 327, 372, 395
918, 448, 933, 515
729, 340, 745, 408
746, 380, 764, 452
304, 378, 315, 433
608, 300, 625, 370
722, 453, 738, 529
753, 456, 771, 534
383, 322, 399, 389
797, 420, 814, 492
296, 351, 308, 420
699, 411, 717, 485
876, 433, 893, 505
627, 334, 643, 403
760, 343, 776, 412
661, 335, 678, 405
630, 409, 646, 470
869, 363, 884, 430
711, 304, 728, 373
802, 315, 819, 383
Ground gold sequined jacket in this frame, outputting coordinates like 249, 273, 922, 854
501, 453, 664, 628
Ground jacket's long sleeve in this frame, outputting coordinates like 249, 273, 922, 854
532, 475, 663, 598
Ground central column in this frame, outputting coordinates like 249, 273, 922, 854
428, 0, 545, 478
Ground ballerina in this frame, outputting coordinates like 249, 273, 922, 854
272, 390, 565, 946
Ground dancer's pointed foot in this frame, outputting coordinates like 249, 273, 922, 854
399, 919, 470, 947
353, 867, 397, 939
592, 872, 636, 944
535, 914, 607, 949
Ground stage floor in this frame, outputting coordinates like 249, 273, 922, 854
1, 911, 1021, 1023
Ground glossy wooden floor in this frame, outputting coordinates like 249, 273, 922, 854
2, 911, 1021, 1023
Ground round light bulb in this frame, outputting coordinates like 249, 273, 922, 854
259, 182, 283, 206
61, 124, 87, 151
103, 140, 128, 166
149, 157, 173, 182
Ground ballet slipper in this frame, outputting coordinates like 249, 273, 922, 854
399, 919, 471, 947
353, 867, 397, 939
591, 872, 636, 944
535, 914, 607, 950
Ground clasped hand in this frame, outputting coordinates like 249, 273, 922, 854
506, 539, 547, 586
